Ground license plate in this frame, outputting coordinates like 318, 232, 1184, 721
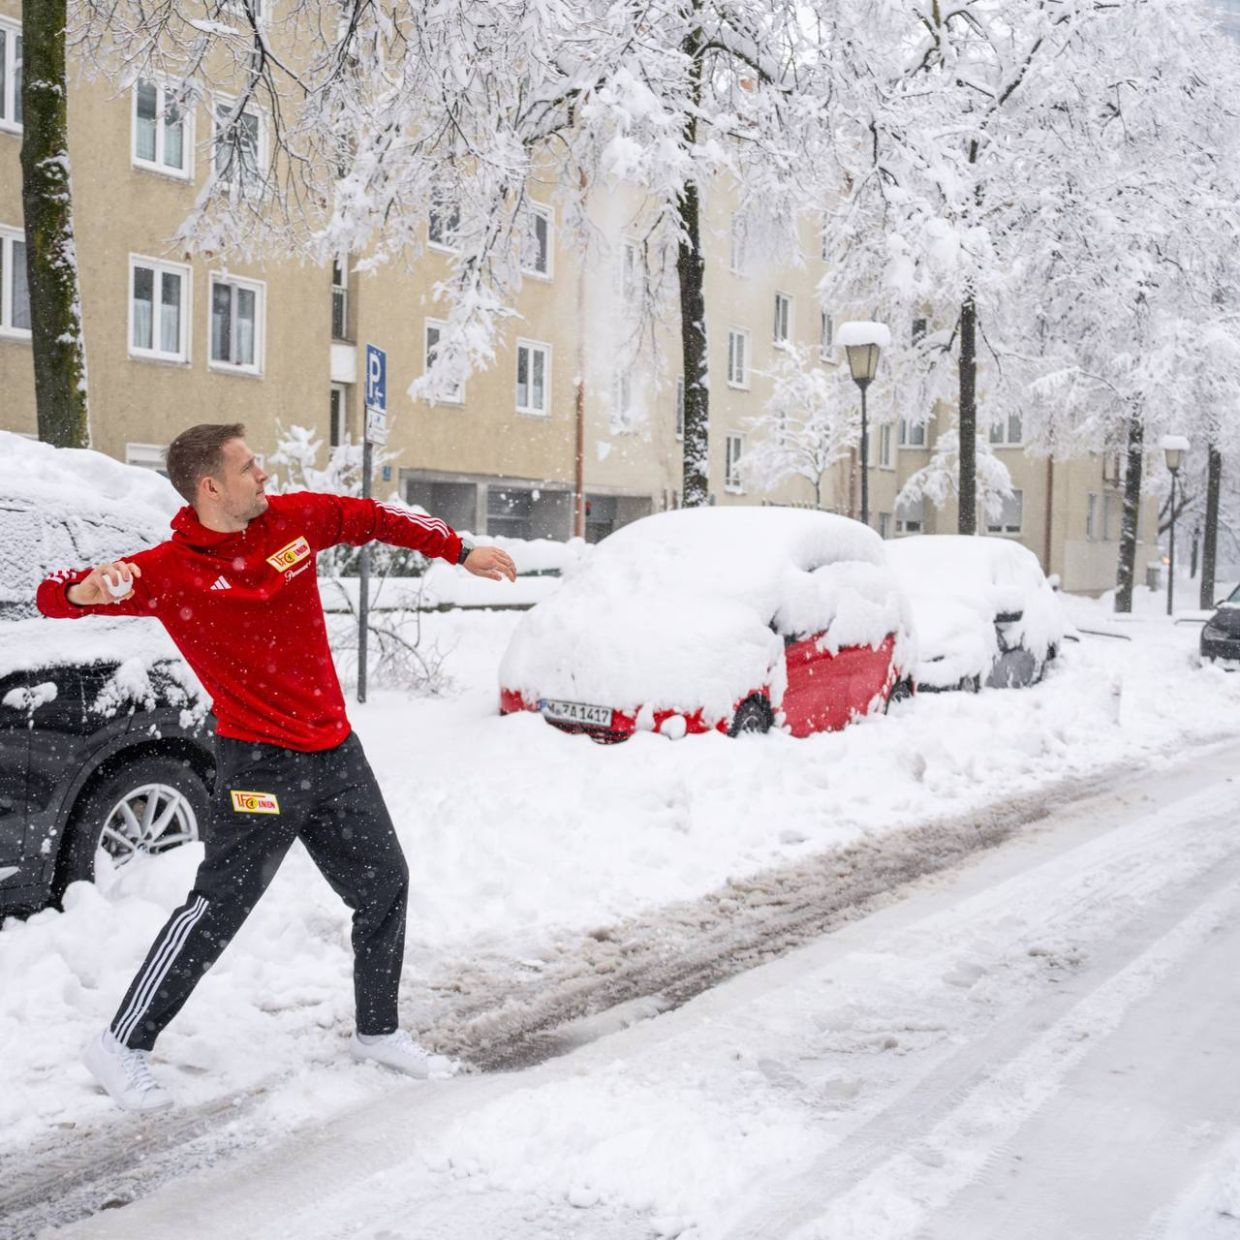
540, 699, 614, 727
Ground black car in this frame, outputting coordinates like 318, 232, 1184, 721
0, 479, 214, 917
1201, 584, 1240, 668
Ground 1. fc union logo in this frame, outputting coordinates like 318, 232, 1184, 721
230, 790, 281, 814
266, 536, 311, 573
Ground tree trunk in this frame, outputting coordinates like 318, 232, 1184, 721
1114, 410, 1145, 614
1200, 442, 1222, 609
957, 294, 977, 534
21, 0, 89, 447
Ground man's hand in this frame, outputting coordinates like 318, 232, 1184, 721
66, 561, 143, 606
463, 546, 517, 583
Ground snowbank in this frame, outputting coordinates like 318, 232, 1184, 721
499, 507, 910, 719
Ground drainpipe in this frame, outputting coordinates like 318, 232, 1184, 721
1043, 456, 1055, 577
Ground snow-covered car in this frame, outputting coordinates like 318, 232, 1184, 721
498, 507, 914, 742
1201, 584, 1240, 669
0, 432, 213, 917
882, 535, 1064, 692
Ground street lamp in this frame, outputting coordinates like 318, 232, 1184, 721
1160, 434, 1189, 616
838, 320, 891, 527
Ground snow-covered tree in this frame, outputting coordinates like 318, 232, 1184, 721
896, 430, 1014, 527
741, 346, 858, 509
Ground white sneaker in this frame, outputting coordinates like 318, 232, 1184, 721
350, 1030, 458, 1079
83, 1029, 173, 1113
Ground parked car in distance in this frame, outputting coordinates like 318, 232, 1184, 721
882, 535, 1064, 692
0, 432, 214, 917
499, 507, 914, 742
1201, 584, 1240, 669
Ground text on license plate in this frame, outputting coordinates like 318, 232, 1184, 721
540, 699, 614, 727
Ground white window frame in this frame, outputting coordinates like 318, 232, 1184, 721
424, 318, 464, 404
428, 198, 461, 252
0, 225, 30, 339
675, 376, 685, 441
125, 443, 169, 474
331, 256, 349, 341
515, 338, 551, 416
819, 310, 833, 359
727, 328, 750, 389
522, 202, 554, 279
986, 489, 1024, 536
132, 77, 193, 180
898, 418, 928, 448
211, 94, 266, 195
774, 292, 792, 345
988, 411, 1024, 448
729, 213, 747, 275
0, 18, 22, 134
877, 422, 894, 469
128, 254, 191, 364
895, 496, 926, 535
725, 432, 745, 493
208, 271, 265, 375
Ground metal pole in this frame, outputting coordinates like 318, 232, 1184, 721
859, 382, 870, 527
1166, 470, 1176, 617
358, 438, 372, 702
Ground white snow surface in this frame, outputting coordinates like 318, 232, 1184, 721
883, 535, 1065, 688
498, 506, 912, 719
835, 320, 893, 348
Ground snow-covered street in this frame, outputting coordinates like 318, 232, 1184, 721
1, 592, 1239, 1238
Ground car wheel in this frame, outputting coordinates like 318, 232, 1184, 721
54, 754, 209, 898
884, 677, 915, 712
729, 696, 772, 737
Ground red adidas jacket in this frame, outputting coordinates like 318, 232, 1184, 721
36, 492, 464, 752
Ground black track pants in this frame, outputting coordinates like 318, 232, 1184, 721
109, 732, 409, 1051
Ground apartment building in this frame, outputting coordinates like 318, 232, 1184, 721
0, 0, 1153, 592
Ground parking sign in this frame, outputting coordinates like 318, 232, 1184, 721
365, 344, 387, 414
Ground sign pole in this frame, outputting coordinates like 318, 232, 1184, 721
359, 343, 389, 706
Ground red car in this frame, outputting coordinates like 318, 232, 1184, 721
498, 508, 914, 742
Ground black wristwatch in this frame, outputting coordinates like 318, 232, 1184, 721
456, 539, 475, 566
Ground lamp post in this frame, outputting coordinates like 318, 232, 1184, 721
1160, 434, 1189, 616
839, 321, 891, 527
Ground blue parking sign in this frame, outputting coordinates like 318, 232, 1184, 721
365, 344, 387, 413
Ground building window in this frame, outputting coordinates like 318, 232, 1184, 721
675, 377, 685, 440
425, 319, 464, 403
129, 256, 190, 362
486, 486, 534, 540
987, 489, 1024, 535
213, 97, 263, 192
1086, 493, 1100, 541
989, 412, 1024, 448
912, 317, 927, 344
515, 339, 550, 415
1103, 450, 1123, 487
330, 384, 347, 447
878, 512, 892, 539
620, 240, 641, 304
209, 274, 263, 373
614, 370, 632, 418
773, 293, 792, 344
331, 257, 348, 341
222, 0, 265, 16
878, 423, 894, 468
523, 204, 553, 278
727, 328, 750, 388
133, 79, 191, 177
730, 213, 747, 275
896, 496, 925, 534
725, 433, 745, 492
820, 310, 833, 359
0, 227, 30, 337
125, 443, 168, 475
428, 198, 461, 250
898, 418, 927, 448
0, 21, 22, 133
1103, 491, 1121, 541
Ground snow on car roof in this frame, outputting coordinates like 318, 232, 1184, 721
500, 507, 912, 721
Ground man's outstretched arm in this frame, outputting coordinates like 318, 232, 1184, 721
36, 552, 160, 619
292, 492, 516, 581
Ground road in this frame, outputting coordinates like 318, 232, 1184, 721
31, 738, 1240, 1240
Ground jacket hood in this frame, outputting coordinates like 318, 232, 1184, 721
171, 504, 255, 552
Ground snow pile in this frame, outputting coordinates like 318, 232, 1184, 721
883, 535, 1065, 689
499, 507, 910, 720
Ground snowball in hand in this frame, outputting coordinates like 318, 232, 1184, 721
103, 571, 133, 599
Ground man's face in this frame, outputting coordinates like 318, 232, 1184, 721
206, 438, 270, 523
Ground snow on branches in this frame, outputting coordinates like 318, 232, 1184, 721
897, 430, 1014, 526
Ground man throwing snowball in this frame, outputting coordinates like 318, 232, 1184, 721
36, 423, 515, 1112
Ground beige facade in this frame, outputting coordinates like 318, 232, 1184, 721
0, 0, 1153, 591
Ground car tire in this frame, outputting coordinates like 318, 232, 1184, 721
729, 696, 772, 737
884, 677, 915, 712
53, 753, 210, 899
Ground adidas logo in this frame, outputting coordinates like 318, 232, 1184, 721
209, 576, 232, 591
